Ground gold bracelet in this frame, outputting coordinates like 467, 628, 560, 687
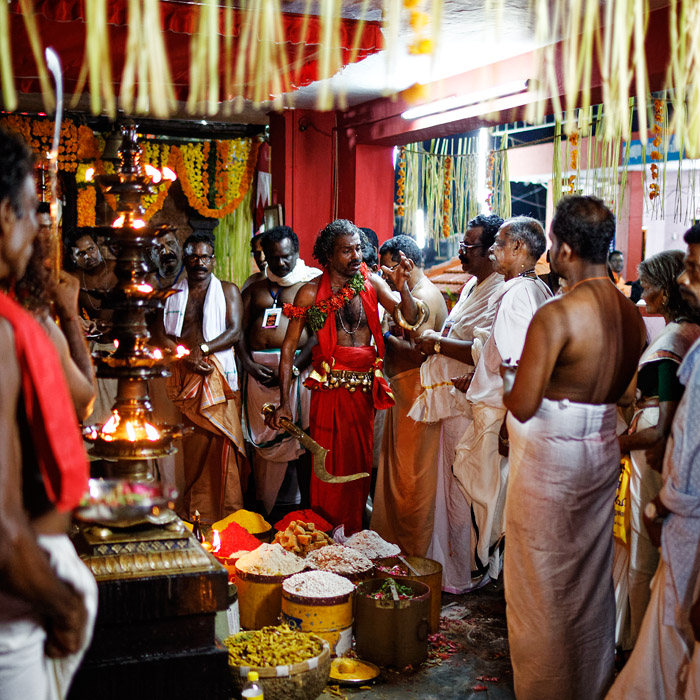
393, 299, 429, 331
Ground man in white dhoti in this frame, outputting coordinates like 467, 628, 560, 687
412, 214, 504, 592
503, 196, 645, 700
159, 233, 249, 524
236, 226, 321, 514
451, 216, 551, 584
607, 223, 700, 700
370, 235, 447, 556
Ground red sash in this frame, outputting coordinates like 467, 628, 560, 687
0, 293, 89, 512
305, 263, 394, 410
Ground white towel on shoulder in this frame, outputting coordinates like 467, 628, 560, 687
164, 275, 238, 390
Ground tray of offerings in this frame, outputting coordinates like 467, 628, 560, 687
74, 478, 178, 528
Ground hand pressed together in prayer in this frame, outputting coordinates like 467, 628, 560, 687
380, 251, 414, 291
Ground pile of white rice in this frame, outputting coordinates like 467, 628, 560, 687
282, 570, 355, 598
345, 530, 401, 559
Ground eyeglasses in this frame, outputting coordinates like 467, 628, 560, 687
185, 253, 215, 263
459, 242, 482, 251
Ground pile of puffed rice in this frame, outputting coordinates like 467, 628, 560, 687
305, 544, 373, 575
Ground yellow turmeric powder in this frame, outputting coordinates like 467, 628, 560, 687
212, 509, 270, 535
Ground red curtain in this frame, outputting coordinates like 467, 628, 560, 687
9, 0, 383, 102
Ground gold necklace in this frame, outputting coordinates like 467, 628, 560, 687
568, 276, 612, 292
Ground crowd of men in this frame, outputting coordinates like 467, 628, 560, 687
2, 119, 700, 700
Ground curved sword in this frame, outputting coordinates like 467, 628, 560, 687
45, 47, 63, 281
261, 403, 369, 484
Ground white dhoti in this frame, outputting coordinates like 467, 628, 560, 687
628, 406, 664, 643
426, 414, 474, 593
505, 398, 619, 700
452, 403, 508, 578
241, 350, 311, 514
607, 562, 696, 700
0, 535, 98, 700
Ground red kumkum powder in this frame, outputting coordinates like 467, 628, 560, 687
218, 521, 262, 558
274, 509, 333, 533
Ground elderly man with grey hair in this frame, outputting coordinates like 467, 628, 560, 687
452, 216, 552, 587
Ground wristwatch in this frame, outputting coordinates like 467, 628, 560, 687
433, 338, 442, 354
292, 365, 300, 377
200, 342, 210, 355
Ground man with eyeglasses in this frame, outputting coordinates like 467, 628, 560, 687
158, 232, 249, 524
410, 214, 505, 593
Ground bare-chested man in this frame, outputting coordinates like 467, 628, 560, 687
502, 195, 646, 700
159, 232, 249, 523
370, 235, 447, 555
68, 229, 117, 340
149, 225, 184, 290
266, 219, 420, 534
241, 232, 266, 292
0, 126, 96, 700
237, 226, 321, 515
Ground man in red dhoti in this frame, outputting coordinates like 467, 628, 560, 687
265, 219, 422, 534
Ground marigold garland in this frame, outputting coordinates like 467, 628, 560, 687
395, 146, 406, 217
442, 155, 452, 237
485, 150, 495, 210
1, 114, 79, 171
568, 131, 579, 193
649, 98, 664, 201
77, 186, 97, 227
283, 266, 367, 332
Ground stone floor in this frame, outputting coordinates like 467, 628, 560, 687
319, 579, 516, 700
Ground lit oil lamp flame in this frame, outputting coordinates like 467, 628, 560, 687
144, 422, 160, 442
125, 421, 137, 442
212, 529, 221, 553
144, 164, 162, 184
113, 338, 120, 349
101, 411, 120, 435
153, 348, 163, 360
113, 215, 125, 227
176, 345, 190, 358
136, 283, 153, 293
133, 219, 146, 229
162, 167, 177, 182
85, 167, 95, 182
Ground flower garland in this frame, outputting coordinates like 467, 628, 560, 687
283, 266, 367, 332
77, 186, 96, 227
395, 146, 406, 217
568, 131, 579, 194
405, 0, 433, 55
485, 150, 495, 210
649, 98, 664, 201
442, 155, 452, 237
1, 114, 80, 171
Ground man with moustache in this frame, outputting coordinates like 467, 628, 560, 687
237, 226, 321, 514
150, 225, 184, 290
68, 229, 117, 339
607, 222, 700, 700
266, 219, 421, 534
160, 232, 249, 523
241, 232, 267, 292
502, 196, 645, 700
411, 214, 505, 592
371, 235, 447, 556
0, 127, 96, 700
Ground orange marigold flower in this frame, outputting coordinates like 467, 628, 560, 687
650, 150, 662, 160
